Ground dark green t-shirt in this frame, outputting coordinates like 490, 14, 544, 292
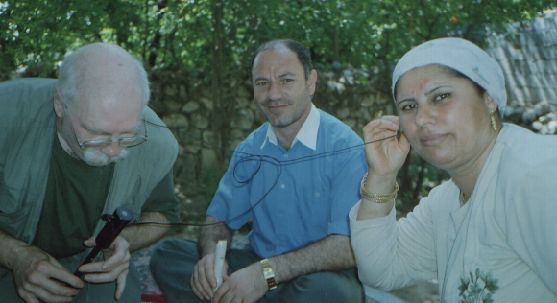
33, 135, 180, 258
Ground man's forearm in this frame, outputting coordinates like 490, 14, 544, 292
120, 211, 171, 252
0, 229, 30, 271
268, 235, 355, 283
198, 216, 232, 257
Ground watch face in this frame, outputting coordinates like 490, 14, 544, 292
260, 259, 278, 290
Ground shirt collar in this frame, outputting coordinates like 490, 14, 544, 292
260, 104, 320, 150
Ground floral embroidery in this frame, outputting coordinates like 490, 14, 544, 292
458, 268, 498, 303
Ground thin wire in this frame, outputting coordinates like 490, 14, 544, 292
144, 119, 193, 129
128, 123, 399, 228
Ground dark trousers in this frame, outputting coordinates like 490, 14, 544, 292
150, 239, 364, 303
0, 253, 141, 303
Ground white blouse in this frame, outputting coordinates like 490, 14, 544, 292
350, 124, 557, 302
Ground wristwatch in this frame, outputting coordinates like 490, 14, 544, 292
259, 258, 278, 290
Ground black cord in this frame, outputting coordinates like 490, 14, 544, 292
128, 128, 399, 228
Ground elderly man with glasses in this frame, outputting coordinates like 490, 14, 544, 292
0, 43, 180, 303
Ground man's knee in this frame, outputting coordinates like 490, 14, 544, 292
0, 258, 142, 303
150, 239, 198, 274
150, 239, 206, 303
287, 270, 363, 302
73, 266, 141, 303
150, 239, 200, 290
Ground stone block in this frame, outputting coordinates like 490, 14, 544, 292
336, 107, 350, 119
200, 97, 214, 111
183, 129, 203, 153
230, 108, 254, 130
191, 112, 209, 129
202, 130, 221, 148
182, 101, 200, 113
162, 113, 188, 128
200, 149, 219, 174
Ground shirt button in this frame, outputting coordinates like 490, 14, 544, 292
283, 154, 289, 159
280, 184, 285, 189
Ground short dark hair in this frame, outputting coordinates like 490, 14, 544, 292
252, 39, 313, 80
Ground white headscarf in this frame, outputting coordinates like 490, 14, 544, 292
391, 37, 507, 113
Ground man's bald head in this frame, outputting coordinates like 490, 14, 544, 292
53, 43, 150, 167
56, 43, 150, 110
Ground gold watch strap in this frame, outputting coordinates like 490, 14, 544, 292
259, 258, 278, 290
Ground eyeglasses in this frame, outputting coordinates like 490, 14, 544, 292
73, 119, 148, 149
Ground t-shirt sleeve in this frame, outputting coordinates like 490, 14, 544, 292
142, 169, 182, 223
350, 193, 438, 290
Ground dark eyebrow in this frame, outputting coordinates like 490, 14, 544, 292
396, 97, 415, 105
424, 85, 451, 97
397, 84, 452, 104
278, 72, 296, 78
254, 72, 297, 82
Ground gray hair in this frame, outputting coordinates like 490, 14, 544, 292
57, 43, 150, 107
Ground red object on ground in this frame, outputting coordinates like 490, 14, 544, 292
141, 293, 167, 303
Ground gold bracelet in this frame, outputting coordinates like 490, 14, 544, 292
360, 174, 399, 203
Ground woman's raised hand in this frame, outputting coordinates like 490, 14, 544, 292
362, 116, 410, 179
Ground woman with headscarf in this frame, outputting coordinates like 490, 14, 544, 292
349, 37, 557, 302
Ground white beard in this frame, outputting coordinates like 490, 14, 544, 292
82, 148, 129, 167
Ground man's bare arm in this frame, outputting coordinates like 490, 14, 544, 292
120, 211, 172, 252
0, 229, 84, 301
268, 234, 354, 283
190, 216, 232, 300
0, 229, 32, 271
198, 216, 232, 257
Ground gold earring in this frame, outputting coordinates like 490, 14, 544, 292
490, 112, 498, 131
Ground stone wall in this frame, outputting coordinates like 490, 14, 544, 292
487, 10, 557, 133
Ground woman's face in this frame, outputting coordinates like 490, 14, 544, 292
396, 64, 497, 172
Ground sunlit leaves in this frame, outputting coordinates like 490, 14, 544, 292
0, 0, 553, 80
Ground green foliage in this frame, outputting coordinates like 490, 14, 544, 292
0, 0, 554, 210
2, 0, 553, 78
